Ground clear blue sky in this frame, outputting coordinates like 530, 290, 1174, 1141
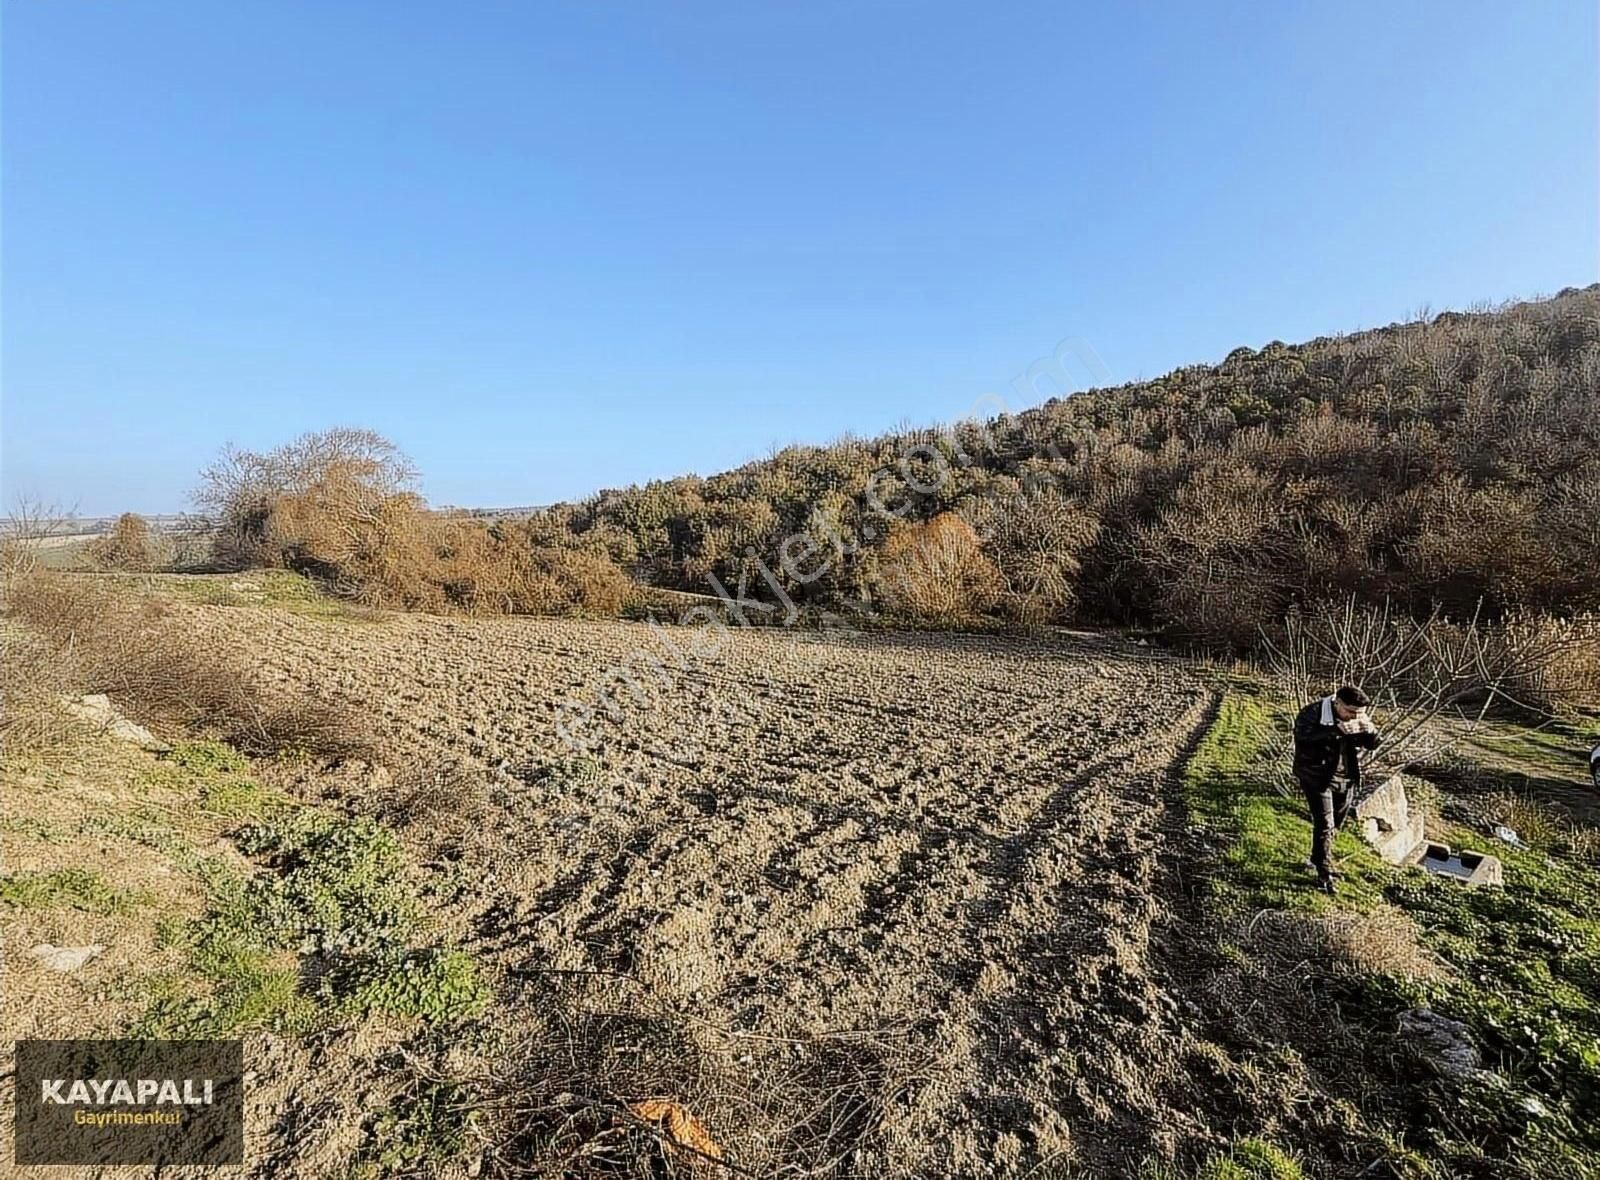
3, 2, 1594, 515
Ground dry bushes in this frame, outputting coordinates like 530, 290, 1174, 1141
196, 427, 419, 569
476, 973, 933, 1178
270, 500, 633, 618
1494, 613, 1600, 713
86, 512, 168, 571
1204, 906, 1438, 1070
1243, 906, 1439, 983
2, 570, 373, 758
0, 623, 77, 755
974, 489, 1100, 624
1132, 458, 1300, 648
876, 513, 1001, 623
193, 430, 634, 618
429, 521, 634, 616
499, 288, 1599, 646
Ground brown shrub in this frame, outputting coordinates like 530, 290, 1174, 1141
1409, 477, 1574, 616
877, 513, 1001, 623
0, 622, 77, 756
86, 512, 168, 572
1494, 613, 1600, 712
1132, 459, 1299, 647
193, 431, 635, 618
266, 479, 439, 606
195, 427, 419, 569
3, 570, 374, 758
422, 520, 634, 616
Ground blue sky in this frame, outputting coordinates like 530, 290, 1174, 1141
3, 2, 1594, 514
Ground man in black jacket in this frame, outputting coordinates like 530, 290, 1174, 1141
1293, 684, 1381, 894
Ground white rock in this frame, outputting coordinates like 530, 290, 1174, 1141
60, 694, 169, 752
28, 944, 106, 972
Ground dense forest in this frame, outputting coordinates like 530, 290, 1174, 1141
524, 286, 1600, 644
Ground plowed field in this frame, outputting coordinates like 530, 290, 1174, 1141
199, 607, 1227, 1174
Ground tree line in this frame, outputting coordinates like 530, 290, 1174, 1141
188, 286, 1598, 655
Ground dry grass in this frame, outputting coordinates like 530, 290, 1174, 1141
1243, 905, 1440, 983
1463, 788, 1600, 861
1496, 612, 1600, 713
470, 973, 936, 1178
2, 570, 375, 759
0, 623, 80, 755
1203, 904, 1440, 1074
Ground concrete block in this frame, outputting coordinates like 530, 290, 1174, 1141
1411, 842, 1504, 887
1356, 774, 1427, 865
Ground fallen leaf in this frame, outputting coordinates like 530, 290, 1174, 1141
629, 1098, 724, 1163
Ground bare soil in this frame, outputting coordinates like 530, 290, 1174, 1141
172, 605, 1258, 1176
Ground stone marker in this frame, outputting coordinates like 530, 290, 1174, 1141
1410, 842, 1504, 887
1356, 775, 1503, 886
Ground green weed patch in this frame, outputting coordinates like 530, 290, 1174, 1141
137, 774, 489, 1037
0, 867, 148, 915
350, 1081, 475, 1178
1186, 690, 1600, 1176
1182, 691, 1386, 912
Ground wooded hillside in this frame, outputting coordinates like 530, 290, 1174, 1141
533, 286, 1600, 644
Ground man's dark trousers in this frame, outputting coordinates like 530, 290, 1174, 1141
1302, 776, 1354, 877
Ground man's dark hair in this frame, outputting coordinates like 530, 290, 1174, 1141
1335, 684, 1370, 708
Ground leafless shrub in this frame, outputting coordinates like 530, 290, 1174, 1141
1409, 476, 1590, 616
195, 427, 419, 569
1258, 597, 1585, 794
973, 490, 1100, 624
1493, 613, 1600, 712
1, 495, 70, 579
1132, 459, 1299, 647
165, 513, 218, 571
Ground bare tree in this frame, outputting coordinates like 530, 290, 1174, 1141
1, 495, 73, 579
1258, 597, 1583, 798
194, 427, 419, 569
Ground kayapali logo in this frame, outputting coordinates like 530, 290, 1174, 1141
13, 1039, 244, 1165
